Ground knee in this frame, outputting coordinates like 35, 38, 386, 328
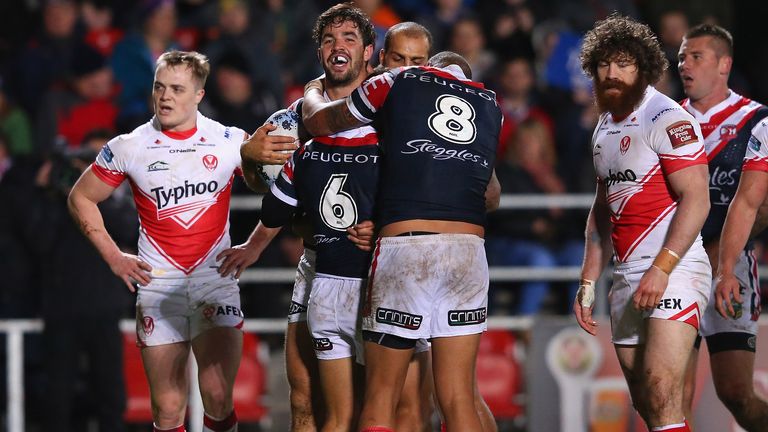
152, 393, 187, 425
644, 371, 676, 413
200, 386, 233, 418
716, 382, 752, 414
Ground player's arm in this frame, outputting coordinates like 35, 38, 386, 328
485, 169, 501, 212
574, 180, 612, 335
68, 167, 151, 292
218, 191, 296, 277
301, 78, 364, 136
241, 123, 298, 192
633, 163, 710, 311
716, 170, 768, 317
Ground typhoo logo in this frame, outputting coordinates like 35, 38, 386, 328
604, 169, 637, 187
151, 180, 218, 209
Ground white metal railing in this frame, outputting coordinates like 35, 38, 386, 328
2, 317, 532, 432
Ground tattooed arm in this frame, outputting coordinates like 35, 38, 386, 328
301, 78, 364, 137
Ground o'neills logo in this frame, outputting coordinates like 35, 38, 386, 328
313, 338, 333, 351
288, 301, 307, 315
448, 307, 487, 326
604, 169, 637, 187
376, 307, 422, 330
151, 180, 218, 209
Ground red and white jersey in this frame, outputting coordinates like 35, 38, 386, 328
592, 86, 708, 264
92, 113, 247, 278
743, 118, 768, 172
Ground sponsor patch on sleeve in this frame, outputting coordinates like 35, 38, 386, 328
749, 135, 762, 152
665, 121, 699, 148
99, 144, 114, 162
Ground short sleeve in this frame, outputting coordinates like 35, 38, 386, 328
647, 107, 706, 175
91, 136, 129, 187
743, 120, 768, 172
269, 152, 299, 208
347, 69, 399, 123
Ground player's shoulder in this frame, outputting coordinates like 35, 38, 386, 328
104, 119, 155, 152
643, 88, 693, 126
198, 113, 246, 143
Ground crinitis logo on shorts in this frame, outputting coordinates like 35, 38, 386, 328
376, 307, 422, 330
143, 316, 155, 336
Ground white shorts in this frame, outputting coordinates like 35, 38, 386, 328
609, 257, 710, 345
414, 338, 430, 354
700, 249, 761, 339
307, 275, 365, 362
362, 234, 489, 340
287, 248, 316, 324
136, 273, 243, 347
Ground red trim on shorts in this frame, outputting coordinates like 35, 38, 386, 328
203, 410, 237, 431
360, 428, 394, 432
235, 320, 244, 330
153, 424, 186, 432
162, 127, 197, 140
743, 158, 768, 172
669, 303, 700, 329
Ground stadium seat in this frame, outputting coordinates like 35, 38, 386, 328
476, 330, 524, 419
122, 331, 269, 423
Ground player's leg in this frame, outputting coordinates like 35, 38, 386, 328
614, 344, 650, 422
359, 338, 416, 430
316, 358, 365, 431
643, 318, 698, 428
432, 334, 484, 432
192, 326, 243, 431
286, 321, 324, 431
141, 342, 192, 430
474, 380, 497, 432
681, 340, 700, 428
396, 345, 433, 431
710, 348, 768, 430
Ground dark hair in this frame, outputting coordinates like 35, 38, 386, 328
685, 24, 733, 57
428, 51, 472, 79
383, 21, 433, 54
580, 13, 668, 85
156, 50, 210, 88
312, 2, 376, 49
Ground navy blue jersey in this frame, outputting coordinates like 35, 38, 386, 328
347, 65, 502, 227
271, 127, 380, 278
682, 93, 768, 246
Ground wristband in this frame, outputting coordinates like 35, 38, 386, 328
652, 247, 680, 275
576, 279, 596, 307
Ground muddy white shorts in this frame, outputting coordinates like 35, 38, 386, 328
307, 274, 365, 362
136, 272, 243, 347
700, 249, 761, 352
288, 248, 316, 324
609, 257, 711, 345
362, 234, 489, 340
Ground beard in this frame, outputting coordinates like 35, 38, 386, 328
324, 56, 364, 87
594, 76, 647, 120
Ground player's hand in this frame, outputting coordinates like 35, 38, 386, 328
347, 220, 376, 252
108, 252, 152, 293
633, 265, 669, 311
216, 243, 262, 279
241, 123, 298, 165
714, 272, 742, 319
573, 279, 598, 335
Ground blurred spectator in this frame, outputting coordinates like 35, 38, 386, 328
448, 15, 496, 82
486, 119, 583, 315
252, 0, 320, 96
492, 57, 554, 158
110, 0, 178, 132
81, 0, 124, 56
0, 80, 33, 156
417, 0, 469, 51
36, 43, 118, 152
477, 0, 536, 61
34, 128, 135, 432
200, 50, 279, 140
203, 0, 284, 111
13, 0, 81, 118
355, 0, 402, 65
657, 10, 689, 100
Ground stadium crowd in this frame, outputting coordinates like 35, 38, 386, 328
0, 0, 767, 430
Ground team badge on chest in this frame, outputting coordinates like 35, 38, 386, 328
620, 136, 631, 155
202, 154, 218, 172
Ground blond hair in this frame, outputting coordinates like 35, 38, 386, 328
156, 50, 211, 89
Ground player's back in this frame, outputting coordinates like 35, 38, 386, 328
351, 66, 502, 228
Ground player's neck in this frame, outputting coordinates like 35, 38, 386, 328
325, 79, 366, 102
689, 86, 731, 114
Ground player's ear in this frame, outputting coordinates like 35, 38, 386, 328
719, 56, 732, 76
195, 88, 205, 104
378, 48, 385, 65
317, 48, 322, 63
363, 44, 374, 63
